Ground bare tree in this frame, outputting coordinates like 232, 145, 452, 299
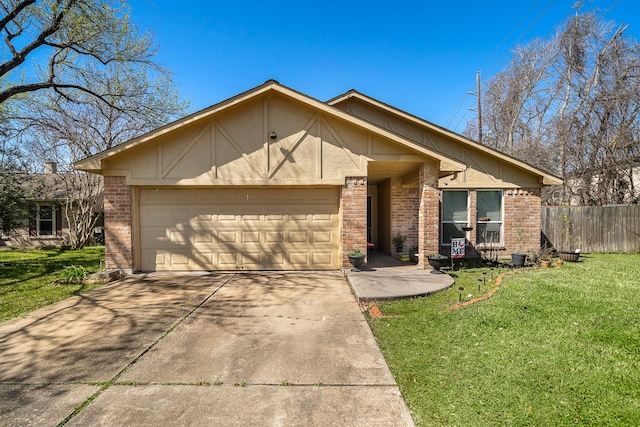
16, 70, 188, 248
471, 11, 640, 206
0, 0, 191, 247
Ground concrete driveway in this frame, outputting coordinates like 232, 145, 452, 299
0, 273, 414, 426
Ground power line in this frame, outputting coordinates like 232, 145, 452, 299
482, 0, 558, 78
446, 0, 626, 133
447, 0, 556, 130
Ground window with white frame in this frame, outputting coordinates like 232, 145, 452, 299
37, 204, 55, 236
476, 190, 503, 245
442, 190, 469, 244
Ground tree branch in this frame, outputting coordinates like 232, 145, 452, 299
0, 0, 74, 79
0, 0, 35, 34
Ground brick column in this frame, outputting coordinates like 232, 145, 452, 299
342, 176, 367, 268
503, 188, 541, 253
418, 162, 440, 269
503, 188, 542, 254
390, 177, 419, 254
104, 176, 133, 271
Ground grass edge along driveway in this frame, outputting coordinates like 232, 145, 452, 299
369, 253, 640, 427
0, 246, 105, 322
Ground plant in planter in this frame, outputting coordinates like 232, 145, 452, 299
427, 253, 448, 271
392, 232, 407, 253
539, 251, 552, 268
511, 228, 529, 267
530, 246, 553, 267
559, 214, 581, 262
347, 248, 366, 271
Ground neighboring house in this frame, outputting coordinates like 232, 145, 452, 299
1, 162, 67, 248
1, 162, 103, 248
563, 163, 640, 206
74, 81, 562, 272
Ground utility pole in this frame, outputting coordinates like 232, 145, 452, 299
476, 71, 482, 144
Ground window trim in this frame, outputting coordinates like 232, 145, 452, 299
36, 203, 57, 238
441, 190, 469, 246
476, 189, 504, 247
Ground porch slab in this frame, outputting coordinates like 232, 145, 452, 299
345, 255, 454, 302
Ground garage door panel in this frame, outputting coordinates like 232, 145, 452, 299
217, 252, 238, 268
194, 230, 213, 243
217, 230, 238, 243
241, 231, 261, 243
139, 188, 340, 271
289, 253, 308, 266
313, 231, 332, 243
288, 231, 307, 243
313, 252, 334, 266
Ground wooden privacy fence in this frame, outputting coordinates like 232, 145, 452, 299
541, 205, 640, 253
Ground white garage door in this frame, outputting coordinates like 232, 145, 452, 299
139, 187, 341, 271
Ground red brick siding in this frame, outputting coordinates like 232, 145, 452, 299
418, 163, 440, 269
104, 176, 133, 270
503, 188, 541, 253
342, 177, 367, 267
390, 177, 419, 254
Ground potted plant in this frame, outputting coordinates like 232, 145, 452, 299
392, 232, 407, 253
539, 251, 552, 268
559, 214, 581, 262
427, 253, 448, 271
530, 246, 552, 268
347, 248, 366, 271
510, 228, 528, 267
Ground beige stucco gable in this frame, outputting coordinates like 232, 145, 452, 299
76, 82, 466, 185
328, 92, 562, 188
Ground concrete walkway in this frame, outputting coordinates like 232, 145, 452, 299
346, 255, 455, 302
0, 273, 414, 426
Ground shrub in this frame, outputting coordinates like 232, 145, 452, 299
58, 265, 89, 283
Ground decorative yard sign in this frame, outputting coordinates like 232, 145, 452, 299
451, 238, 466, 259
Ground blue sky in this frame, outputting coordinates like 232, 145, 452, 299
128, 0, 640, 133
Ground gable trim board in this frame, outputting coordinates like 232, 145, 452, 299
327, 89, 562, 186
77, 81, 562, 272
75, 80, 466, 180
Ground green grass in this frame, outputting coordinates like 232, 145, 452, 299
0, 246, 105, 322
369, 254, 640, 426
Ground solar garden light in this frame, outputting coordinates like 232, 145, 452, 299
482, 271, 487, 287
459, 286, 464, 302
477, 278, 482, 292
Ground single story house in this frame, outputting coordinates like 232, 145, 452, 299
1, 163, 68, 248
1, 162, 104, 248
74, 80, 562, 272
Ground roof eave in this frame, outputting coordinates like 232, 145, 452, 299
75, 81, 468, 174
328, 90, 563, 186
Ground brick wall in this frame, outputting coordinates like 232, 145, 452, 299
104, 176, 133, 271
342, 177, 367, 267
342, 177, 368, 267
418, 162, 440, 269
390, 177, 419, 254
503, 188, 541, 253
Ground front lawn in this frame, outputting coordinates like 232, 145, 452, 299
370, 254, 640, 426
0, 246, 105, 322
